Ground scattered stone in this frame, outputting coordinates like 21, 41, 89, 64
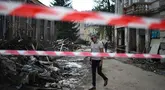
0, 37, 90, 90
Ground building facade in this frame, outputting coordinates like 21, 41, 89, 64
115, 0, 165, 54
84, 25, 98, 41
0, 0, 56, 41
78, 23, 99, 41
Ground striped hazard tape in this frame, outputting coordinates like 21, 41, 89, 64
0, 1, 164, 58
0, 50, 164, 59
0, 1, 165, 30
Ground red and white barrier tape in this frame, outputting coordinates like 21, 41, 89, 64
0, 1, 165, 30
0, 50, 164, 59
0, 1, 164, 58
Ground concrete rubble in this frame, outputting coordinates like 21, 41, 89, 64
0, 37, 91, 90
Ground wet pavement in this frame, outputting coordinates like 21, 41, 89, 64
96, 59, 165, 90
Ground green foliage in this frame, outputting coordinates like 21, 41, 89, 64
51, 0, 79, 41
93, 0, 115, 40
93, 0, 115, 13
56, 22, 79, 41
51, 0, 71, 7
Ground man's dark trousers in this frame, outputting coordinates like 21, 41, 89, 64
105, 47, 107, 52
91, 60, 108, 87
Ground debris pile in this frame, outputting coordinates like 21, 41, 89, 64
0, 37, 90, 90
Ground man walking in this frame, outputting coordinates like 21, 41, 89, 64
89, 35, 108, 90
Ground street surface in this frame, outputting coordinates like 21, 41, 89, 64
81, 59, 165, 90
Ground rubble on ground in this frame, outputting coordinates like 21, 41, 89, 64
0, 37, 90, 90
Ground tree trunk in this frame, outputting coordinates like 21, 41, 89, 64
107, 0, 113, 41
107, 0, 111, 12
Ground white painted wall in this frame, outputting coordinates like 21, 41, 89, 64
84, 26, 98, 41
79, 23, 85, 39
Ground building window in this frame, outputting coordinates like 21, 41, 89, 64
151, 30, 160, 39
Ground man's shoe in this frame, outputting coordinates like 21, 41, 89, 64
89, 87, 96, 90
104, 79, 108, 86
